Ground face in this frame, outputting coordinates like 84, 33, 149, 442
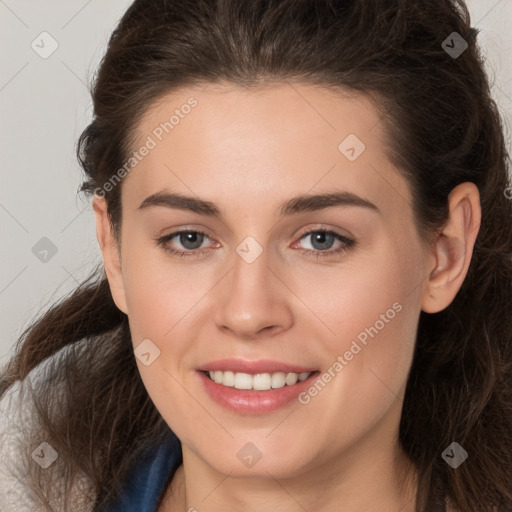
97, 82, 435, 480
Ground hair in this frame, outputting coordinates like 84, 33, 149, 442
1, 0, 511, 510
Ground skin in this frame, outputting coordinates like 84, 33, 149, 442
93, 82, 480, 512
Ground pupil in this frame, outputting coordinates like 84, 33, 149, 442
312, 232, 333, 250
181, 232, 203, 249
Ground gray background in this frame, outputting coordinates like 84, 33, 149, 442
1, 0, 511, 366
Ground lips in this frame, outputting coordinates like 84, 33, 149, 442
197, 358, 317, 375
196, 359, 319, 414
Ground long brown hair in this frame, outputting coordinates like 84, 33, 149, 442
1, 1, 511, 511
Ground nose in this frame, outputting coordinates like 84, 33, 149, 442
214, 245, 294, 341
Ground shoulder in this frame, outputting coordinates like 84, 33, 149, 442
0, 345, 96, 512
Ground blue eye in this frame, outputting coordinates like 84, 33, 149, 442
154, 229, 355, 259
155, 230, 211, 258
295, 229, 355, 258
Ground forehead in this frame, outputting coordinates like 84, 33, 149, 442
123, 82, 412, 219
134, 81, 383, 152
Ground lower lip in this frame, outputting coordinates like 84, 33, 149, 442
196, 371, 319, 414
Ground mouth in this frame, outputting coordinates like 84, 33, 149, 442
196, 361, 320, 414
202, 370, 313, 391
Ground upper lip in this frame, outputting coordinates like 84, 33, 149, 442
197, 358, 317, 375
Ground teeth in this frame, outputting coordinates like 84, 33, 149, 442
253, 373, 272, 390
221, 370, 235, 386
234, 372, 253, 390
285, 372, 298, 386
207, 370, 312, 390
271, 372, 286, 388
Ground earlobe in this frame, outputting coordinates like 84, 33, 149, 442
92, 196, 128, 314
421, 182, 481, 314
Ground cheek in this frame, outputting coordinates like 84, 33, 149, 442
296, 240, 419, 349
120, 238, 217, 395
290, 261, 420, 452
303, 238, 422, 402
120, 233, 196, 338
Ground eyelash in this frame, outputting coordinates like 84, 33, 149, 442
154, 228, 356, 259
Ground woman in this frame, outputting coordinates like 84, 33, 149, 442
1, 1, 511, 511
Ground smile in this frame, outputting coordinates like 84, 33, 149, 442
205, 370, 311, 390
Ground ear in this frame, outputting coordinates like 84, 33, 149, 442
421, 182, 481, 314
92, 196, 128, 314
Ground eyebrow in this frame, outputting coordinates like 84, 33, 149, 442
137, 190, 380, 217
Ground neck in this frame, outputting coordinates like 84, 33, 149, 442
163, 438, 419, 512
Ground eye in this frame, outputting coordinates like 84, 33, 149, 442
155, 230, 214, 258
154, 228, 356, 259
293, 229, 355, 258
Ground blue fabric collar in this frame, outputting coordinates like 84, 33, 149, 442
104, 432, 182, 511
